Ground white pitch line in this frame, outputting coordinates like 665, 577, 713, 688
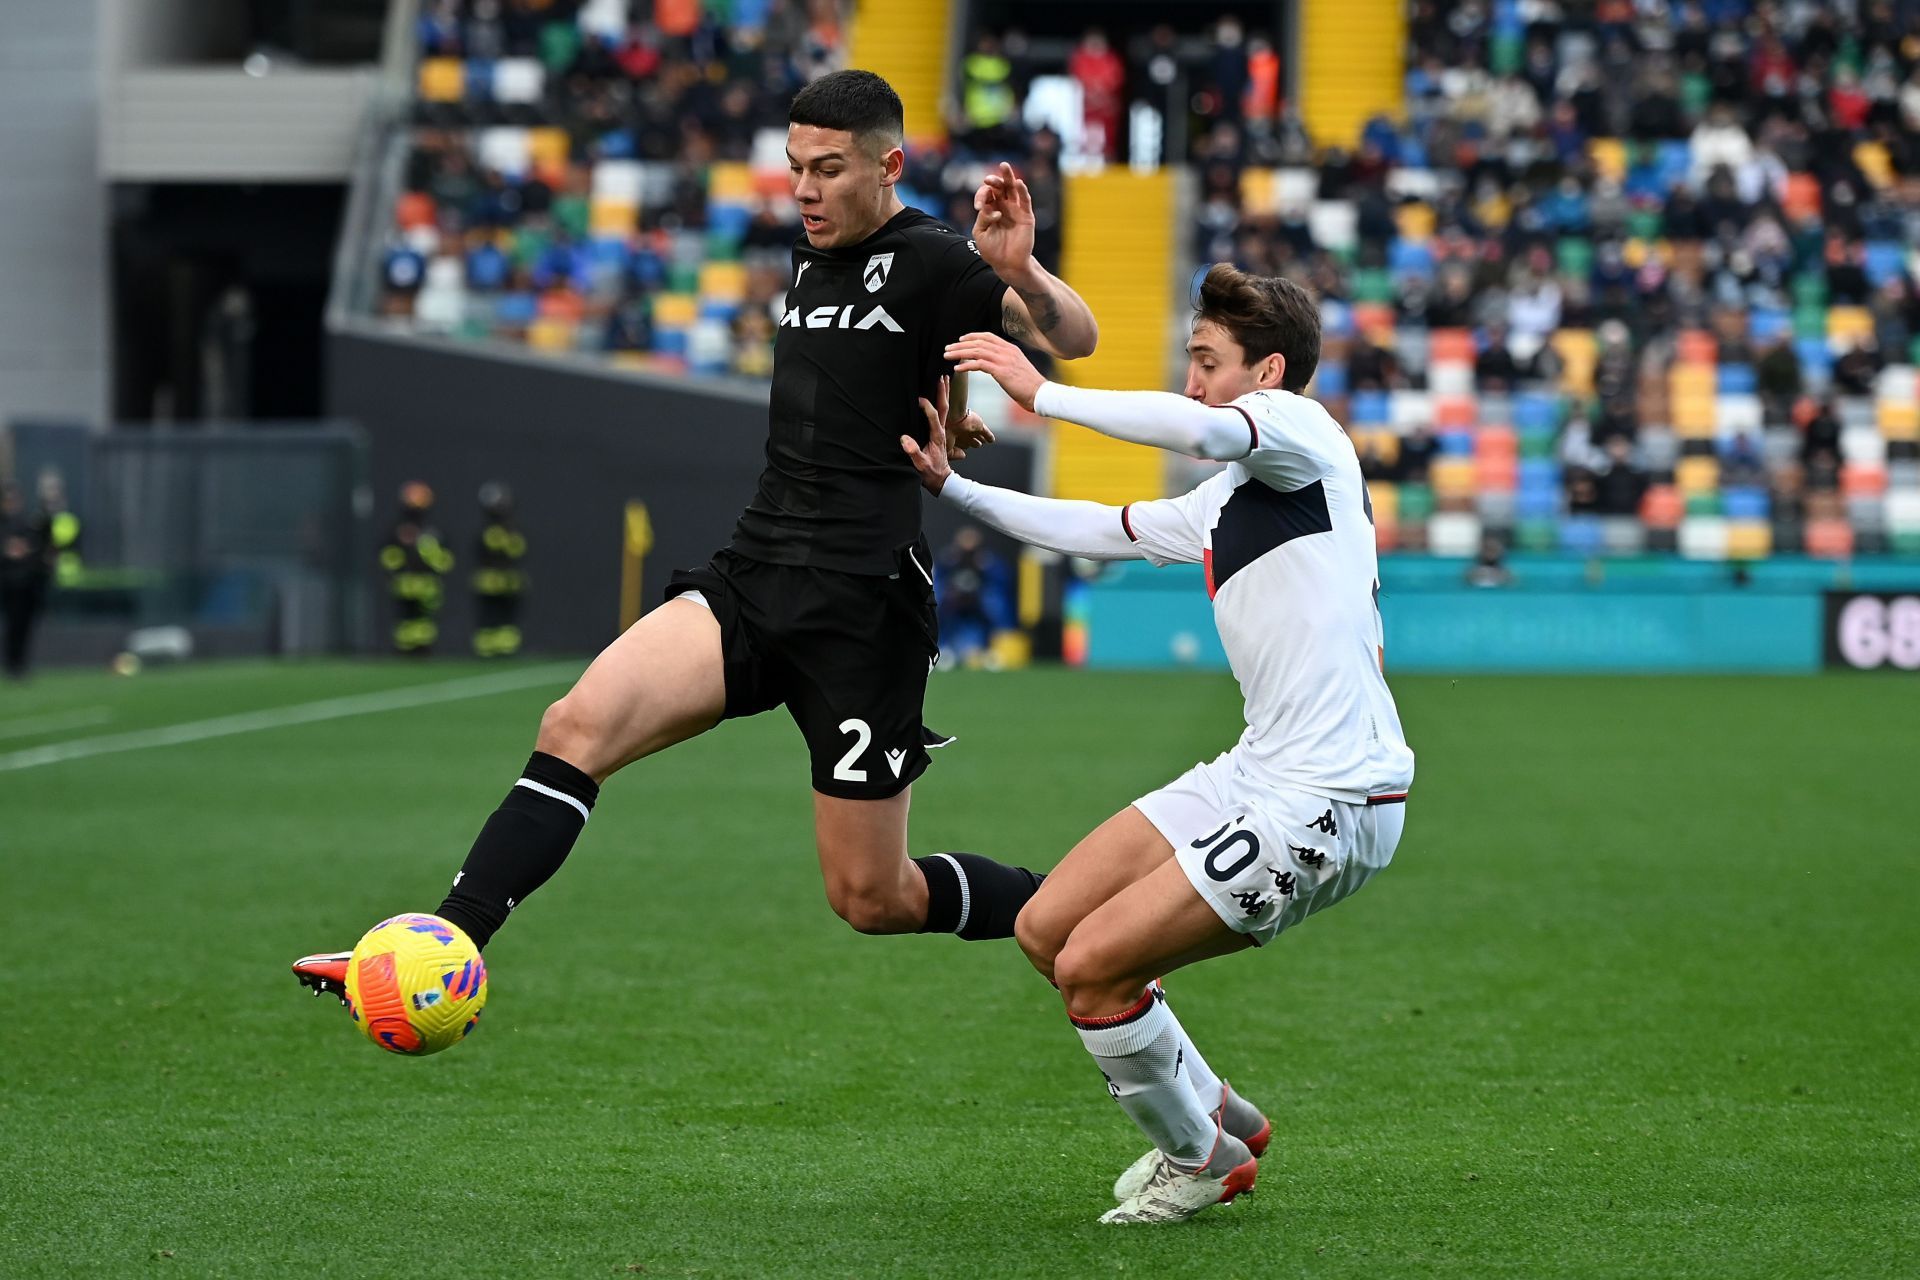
0, 706, 114, 742
0, 663, 579, 774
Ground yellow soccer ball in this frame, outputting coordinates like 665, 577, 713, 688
344, 914, 488, 1056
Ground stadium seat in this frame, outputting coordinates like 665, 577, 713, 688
1367, 481, 1399, 524
1676, 455, 1720, 496
1725, 521, 1772, 560
1677, 516, 1729, 560
418, 57, 465, 102
1676, 330, 1717, 366
1559, 515, 1604, 556
1600, 516, 1646, 555
1804, 517, 1855, 558
1828, 307, 1875, 351
1842, 464, 1889, 498
1427, 511, 1482, 557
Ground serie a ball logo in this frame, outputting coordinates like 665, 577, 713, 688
343, 914, 488, 1056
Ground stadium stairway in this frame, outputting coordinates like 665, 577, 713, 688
1051, 169, 1176, 505
1299, 0, 1405, 150
848, 0, 951, 145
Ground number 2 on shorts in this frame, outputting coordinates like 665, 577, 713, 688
834, 718, 872, 782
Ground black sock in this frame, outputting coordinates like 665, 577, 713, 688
437, 752, 599, 949
914, 852, 1045, 941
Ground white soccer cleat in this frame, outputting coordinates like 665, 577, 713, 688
1098, 1129, 1258, 1225
1113, 1079, 1272, 1201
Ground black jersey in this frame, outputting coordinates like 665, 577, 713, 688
728, 207, 1010, 575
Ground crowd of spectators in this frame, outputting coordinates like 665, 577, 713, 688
1194, 0, 1920, 557
374, 0, 1060, 377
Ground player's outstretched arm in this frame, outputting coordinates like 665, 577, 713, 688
903, 378, 1141, 561
971, 162, 1098, 359
945, 332, 1255, 462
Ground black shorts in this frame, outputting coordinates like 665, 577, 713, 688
665, 545, 940, 800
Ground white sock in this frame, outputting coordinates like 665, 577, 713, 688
1073, 989, 1218, 1165
1153, 985, 1225, 1113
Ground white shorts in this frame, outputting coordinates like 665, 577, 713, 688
1134, 750, 1407, 947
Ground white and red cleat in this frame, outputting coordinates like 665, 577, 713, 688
1099, 1126, 1258, 1225
1112, 1079, 1271, 1201
291, 951, 351, 1006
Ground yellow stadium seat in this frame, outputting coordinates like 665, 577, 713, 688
1673, 393, 1717, 434
1828, 306, 1875, 347
1726, 521, 1772, 559
1239, 169, 1279, 217
1553, 329, 1597, 394
418, 57, 464, 102
698, 261, 748, 303
1880, 400, 1920, 439
1855, 141, 1894, 188
708, 162, 754, 203
1430, 458, 1477, 499
526, 318, 576, 351
589, 199, 637, 237
1669, 364, 1716, 396
1676, 456, 1720, 494
652, 293, 699, 328
1588, 137, 1627, 182
527, 128, 571, 172
1368, 480, 1400, 523
1395, 202, 1436, 242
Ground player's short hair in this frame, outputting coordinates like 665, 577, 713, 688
1194, 264, 1321, 392
788, 70, 905, 158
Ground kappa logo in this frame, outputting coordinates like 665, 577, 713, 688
779, 303, 904, 332
884, 748, 908, 778
864, 252, 893, 292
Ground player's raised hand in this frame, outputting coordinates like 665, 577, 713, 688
903, 376, 956, 494
945, 332, 1044, 412
971, 161, 1035, 279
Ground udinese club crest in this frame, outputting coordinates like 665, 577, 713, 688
863, 252, 893, 293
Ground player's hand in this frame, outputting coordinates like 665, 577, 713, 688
947, 402, 995, 459
971, 162, 1038, 284
945, 332, 1044, 413
904, 376, 956, 495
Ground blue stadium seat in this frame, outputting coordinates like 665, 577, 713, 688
1313, 361, 1349, 396
1723, 487, 1771, 520
1716, 364, 1757, 394
1388, 239, 1435, 277
1864, 241, 1906, 287
1559, 515, 1605, 555
1748, 308, 1790, 343
1515, 393, 1559, 431
1351, 390, 1390, 425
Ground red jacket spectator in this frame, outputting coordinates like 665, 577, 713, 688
1069, 30, 1126, 161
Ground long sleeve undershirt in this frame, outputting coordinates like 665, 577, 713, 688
1031, 381, 1257, 461
939, 474, 1142, 561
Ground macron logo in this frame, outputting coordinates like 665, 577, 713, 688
884, 749, 907, 778
779, 304, 905, 332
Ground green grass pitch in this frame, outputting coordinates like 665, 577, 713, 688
1, 659, 1915, 1277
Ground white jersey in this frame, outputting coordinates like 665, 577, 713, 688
1120, 389, 1414, 804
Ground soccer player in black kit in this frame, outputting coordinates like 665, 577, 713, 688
293, 71, 1097, 997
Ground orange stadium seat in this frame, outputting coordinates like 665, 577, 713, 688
1804, 517, 1855, 558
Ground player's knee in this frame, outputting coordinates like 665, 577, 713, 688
827, 883, 917, 935
536, 694, 603, 762
1051, 937, 1134, 1019
1014, 903, 1064, 979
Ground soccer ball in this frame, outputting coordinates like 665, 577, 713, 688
344, 913, 488, 1056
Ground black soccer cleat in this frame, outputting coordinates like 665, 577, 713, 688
292, 951, 352, 1007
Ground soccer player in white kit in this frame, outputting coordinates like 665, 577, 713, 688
904, 265, 1416, 1224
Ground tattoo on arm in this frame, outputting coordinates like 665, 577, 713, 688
1014, 286, 1063, 335
1000, 293, 1031, 344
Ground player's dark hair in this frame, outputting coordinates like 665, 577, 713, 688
1194, 264, 1321, 392
788, 69, 905, 154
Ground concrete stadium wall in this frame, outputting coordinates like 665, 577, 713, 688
327, 329, 1036, 655
0, 0, 107, 434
